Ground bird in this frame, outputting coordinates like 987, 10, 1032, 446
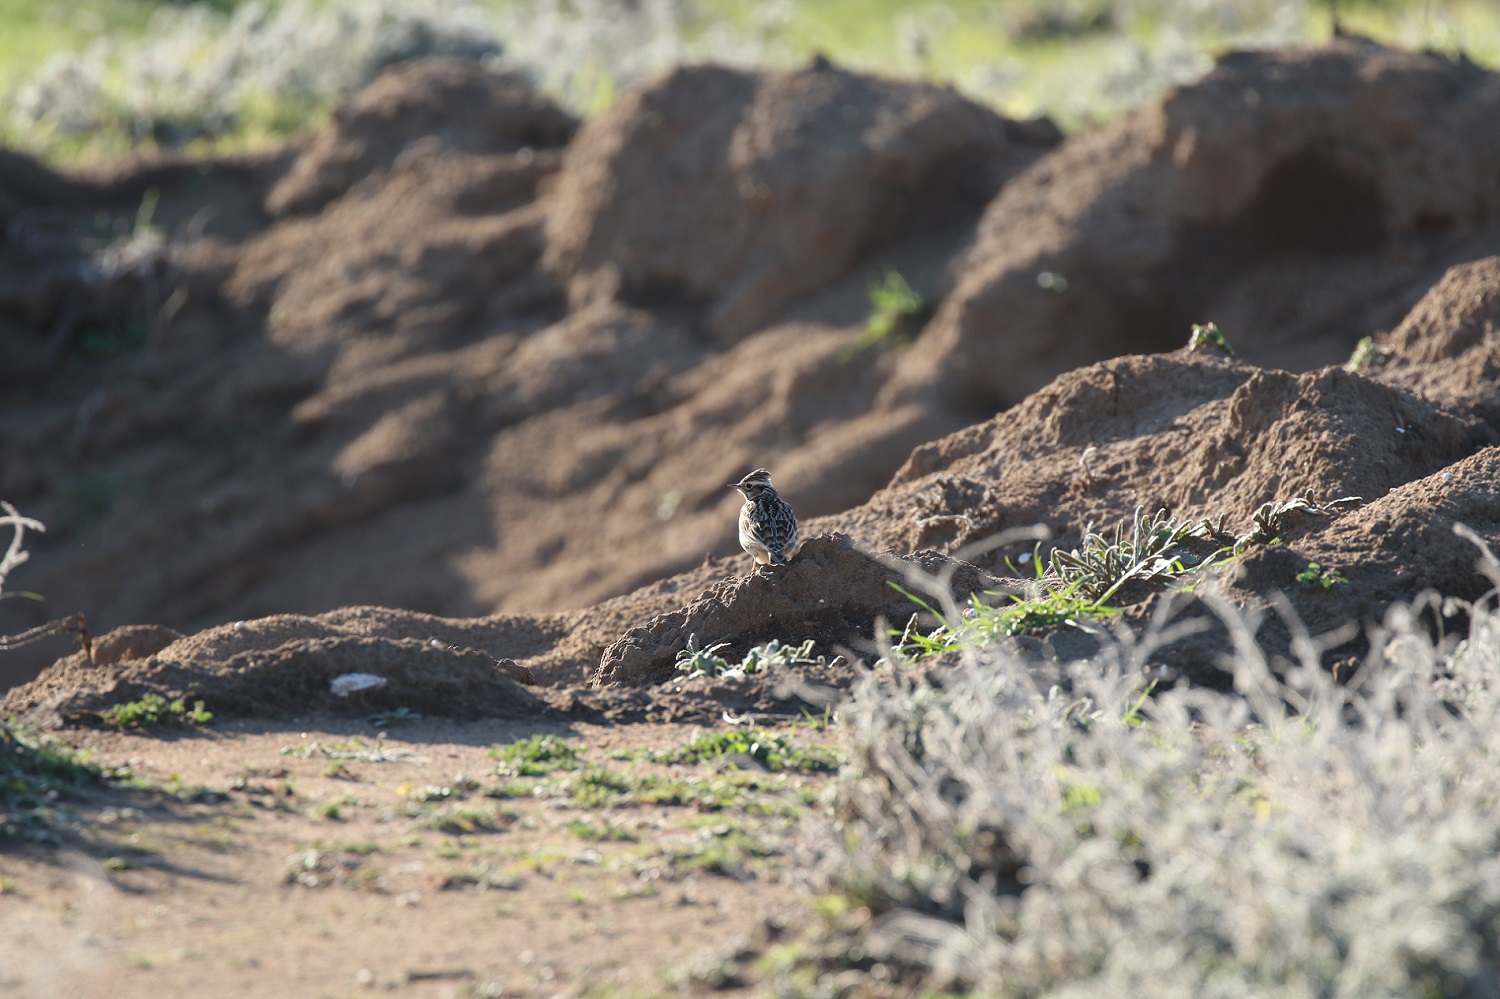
729, 468, 800, 576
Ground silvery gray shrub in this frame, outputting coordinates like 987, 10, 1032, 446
823, 531, 1500, 997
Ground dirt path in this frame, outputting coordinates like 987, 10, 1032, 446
2, 717, 843, 997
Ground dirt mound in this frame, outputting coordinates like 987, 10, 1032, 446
1230, 445, 1500, 635
7, 41, 1500, 707
1374, 256, 1500, 431
4, 609, 550, 729
593, 534, 996, 687
4, 54, 1025, 689
544, 60, 1059, 340
1129, 445, 1500, 687
1, 534, 998, 725
267, 57, 578, 217
818, 350, 1491, 560
883, 38, 1500, 412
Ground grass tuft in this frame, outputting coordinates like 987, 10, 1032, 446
842, 269, 929, 360
490, 734, 582, 777
102, 693, 213, 729
655, 729, 842, 773
674, 636, 832, 678
0, 724, 104, 842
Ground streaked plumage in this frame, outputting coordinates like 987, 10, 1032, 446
730, 468, 800, 575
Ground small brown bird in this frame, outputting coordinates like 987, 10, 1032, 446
730, 468, 800, 576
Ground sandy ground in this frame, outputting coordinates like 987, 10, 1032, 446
1, 716, 845, 998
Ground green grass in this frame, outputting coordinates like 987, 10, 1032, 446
842, 269, 929, 360
407, 776, 483, 802
0, 0, 162, 90
284, 838, 382, 889
101, 692, 213, 729
565, 818, 638, 842
892, 497, 1364, 657
551, 765, 787, 812
366, 706, 420, 728
490, 733, 583, 776
674, 636, 831, 678
654, 729, 842, 773
664, 818, 774, 877
310, 795, 360, 821
411, 802, 516, 835
4, 1, 1498, 164
890, 506, 1223, 657
280, 735, 412, 763
0, 723, 105, 841
1295, 560, 1347, 590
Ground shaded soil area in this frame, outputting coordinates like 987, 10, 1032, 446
4, 37, 1500, 724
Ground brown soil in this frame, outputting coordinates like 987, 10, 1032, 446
2, 716, 837, 998
5, 38, 1500, 997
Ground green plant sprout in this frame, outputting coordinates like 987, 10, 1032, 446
1187, 321, 1238, 359
674, 636, 829, 678
1047, 507, 1229, 604
490, 734, 583, 777
1236, 495, 1361, 553
1344, 336, 1391, 372
102, 693, 213, 729
366, 706, 420, 728
655, 729, 842, 773
842, 269, 929, 360
1295, 561, 1347, 590
892, 498, 1363, 657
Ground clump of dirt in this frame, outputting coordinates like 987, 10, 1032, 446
88, 624, 182, 666
5, 609, 548, 730
5, 40, 1500, 717
1135, 445, 1500, 686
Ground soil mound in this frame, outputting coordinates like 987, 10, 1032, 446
1230, 446, 1500, 637
0, 535, 996, 724
3, 607, 562, 729
7, 41, 1500, 711
543, 60, 1059, 340
1374, 255, 1500, 432
592, 534, 997, 687
4, 56, 1036, 687
818, 350, 1491, 560
267, 57, 578, 217
884, 39, 1500, 412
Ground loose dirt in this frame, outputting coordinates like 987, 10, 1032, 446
2, 716, 838, 998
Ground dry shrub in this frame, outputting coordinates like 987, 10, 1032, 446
825, 526, 1500, 997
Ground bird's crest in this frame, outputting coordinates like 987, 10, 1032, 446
731, 468, 775, 492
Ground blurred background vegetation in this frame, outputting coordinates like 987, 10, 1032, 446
1, 0, 1497, 163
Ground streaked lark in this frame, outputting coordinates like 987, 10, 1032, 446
730, 468, 800, 576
